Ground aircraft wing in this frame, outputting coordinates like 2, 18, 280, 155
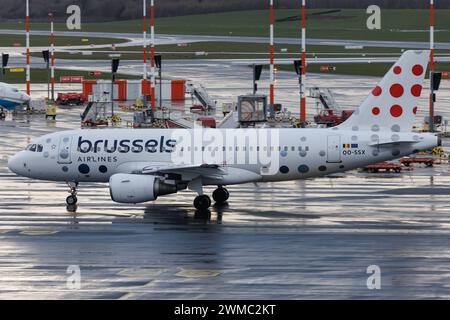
140, 163, 224, 179
136, 162, 262, 185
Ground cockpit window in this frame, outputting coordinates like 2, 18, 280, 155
25, 144, 43, 152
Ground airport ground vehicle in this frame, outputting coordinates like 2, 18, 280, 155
314, 109, 354, 127
310, 87, 354, 127
56, 93, 86, 106
363, 162, 403, 173
400, 157, 434, 167
45, 105, 57, 120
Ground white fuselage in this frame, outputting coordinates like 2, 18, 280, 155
0, 83, 31, 110
8, 128, 439, 185
6, 50, 438, 208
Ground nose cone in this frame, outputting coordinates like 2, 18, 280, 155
8, 154, 21, 175
22, 93, 31, 103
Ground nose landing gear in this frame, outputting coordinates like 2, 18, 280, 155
66, 182, 78, 211
66, 195, 77, 205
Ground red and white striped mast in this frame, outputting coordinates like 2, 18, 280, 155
269, 0, 275, 106
429, 0, 435, 72
143, 0, 148, 80
25, 0, 31, 95
300, 0, 307, 124
429, 0, 435, 131
49, 12, 55, 101
150, 0, 156, 108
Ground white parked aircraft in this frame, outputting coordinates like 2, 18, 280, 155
0, 82, 31, 111
8, 51, 440, 210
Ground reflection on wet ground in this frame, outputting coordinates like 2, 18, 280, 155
1, 73, 450, 299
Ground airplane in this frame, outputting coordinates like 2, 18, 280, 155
8, 50, 441, 211
0, 82, 31, 111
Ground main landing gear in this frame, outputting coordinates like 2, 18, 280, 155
66, 182, 78, 212
194, 195, 212, 211
193, 186, 230, 211
212, 187, 229, 204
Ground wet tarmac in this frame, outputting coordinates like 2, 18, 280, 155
1, 72, 450, 299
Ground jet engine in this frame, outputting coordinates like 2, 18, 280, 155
109, 174, 177, 203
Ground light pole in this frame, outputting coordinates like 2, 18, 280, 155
155, 54, 162, 109
143, 0, 148, 80
300, 0, 307, 124
1, 53, 9, 82
150, 0, 156, 108
430, 71, 442, 132
269, 0, 275, 106
253, 64, 263, 95
25, 0, 31, 95
49, 12, 55, 102
111, 58, 120, 117
42, 50, 50, 100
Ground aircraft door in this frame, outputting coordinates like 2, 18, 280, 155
327, 135, 341, 163
57, 136, 73, 164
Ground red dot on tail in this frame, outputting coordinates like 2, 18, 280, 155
372, 107, 381, 115
411, 84, 422, 97
372, 86, 382, 96
393, 66, 402, 74
390, 84, 404, 98
413, 106, 418, 115
412, 64, 424, 76
390, 105, 403, 118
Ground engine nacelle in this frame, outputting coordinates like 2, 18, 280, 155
109, 174, 177, 204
